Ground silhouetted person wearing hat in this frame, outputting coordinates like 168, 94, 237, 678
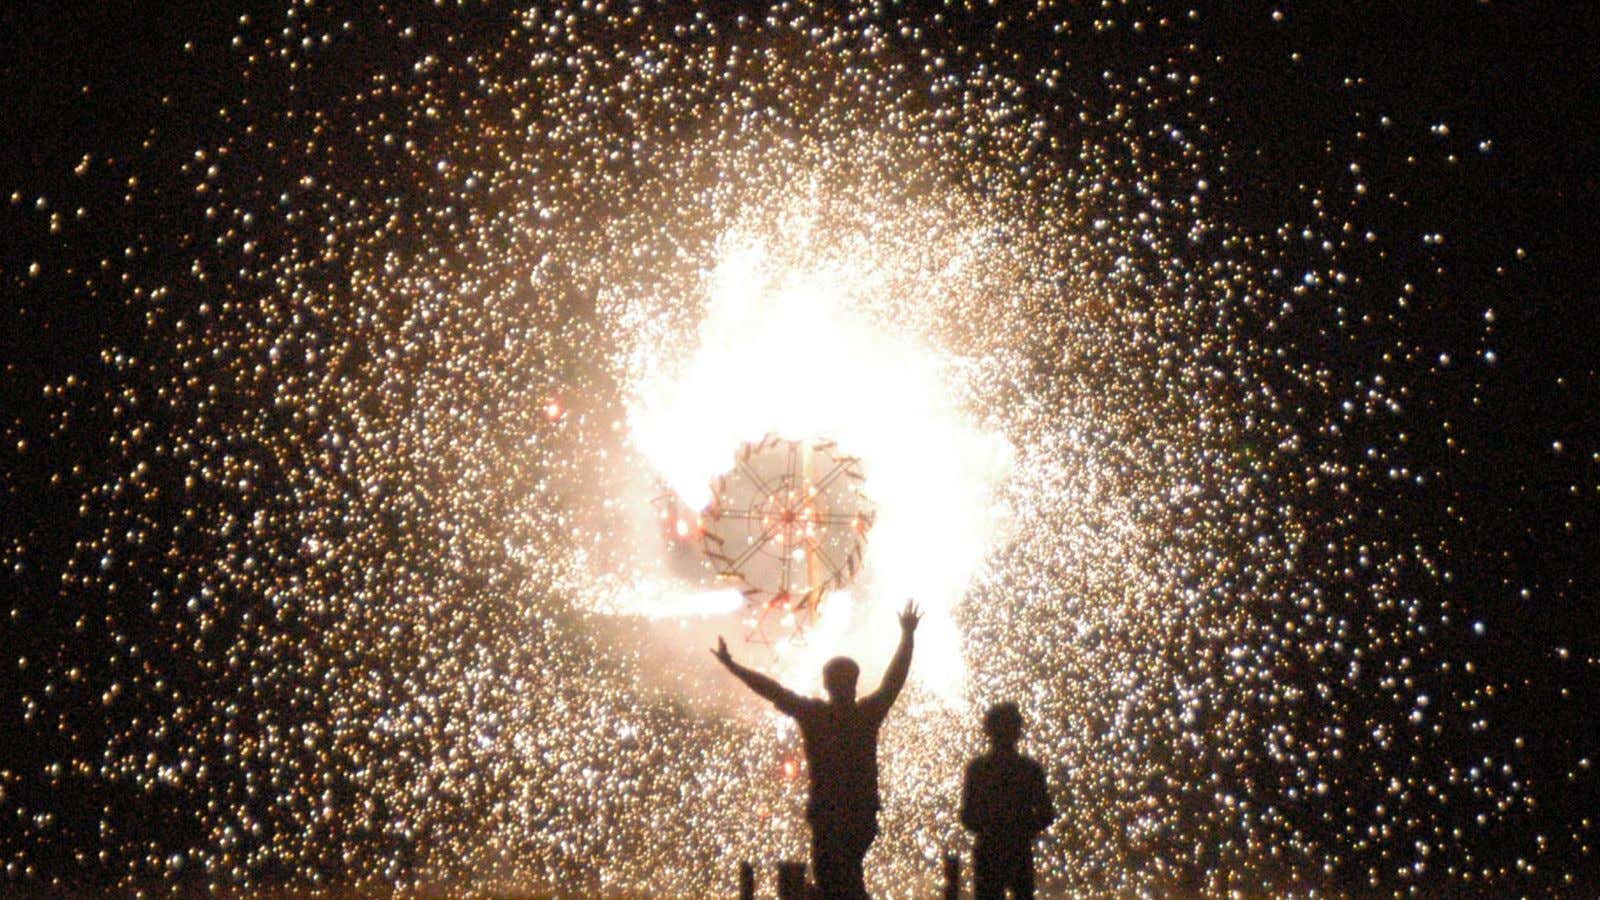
714, 600, 922, 899
960, 702, 1054, 900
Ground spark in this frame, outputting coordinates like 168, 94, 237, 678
1, 2, 1586, 897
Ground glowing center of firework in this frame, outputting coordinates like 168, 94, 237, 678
624, 238, 1013, 695
702, 435, 873, 635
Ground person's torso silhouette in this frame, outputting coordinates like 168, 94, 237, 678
714, 602, 922, 900
961, 703, 1053, 900
788, 686, 897, 822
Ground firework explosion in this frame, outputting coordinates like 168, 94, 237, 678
2, 2, 1594, 896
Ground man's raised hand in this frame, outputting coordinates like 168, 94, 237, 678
711, 635, 733, 666
899, 599, 922, 632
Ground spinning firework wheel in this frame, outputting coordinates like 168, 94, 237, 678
702, 435, 874, 641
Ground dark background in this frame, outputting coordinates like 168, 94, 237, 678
3, 0, 1597, 893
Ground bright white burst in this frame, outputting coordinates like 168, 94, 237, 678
2, 2, 1581, 897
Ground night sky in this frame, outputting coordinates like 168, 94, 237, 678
2, 1, 1597, 896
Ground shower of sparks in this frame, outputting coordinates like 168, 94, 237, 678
1, 2, 1591, 897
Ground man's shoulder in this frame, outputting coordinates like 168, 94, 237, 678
788, 695, 828, 720
990, 750, 1045, 777
1020, 754, 1048, 780
967, 752, 1005, 775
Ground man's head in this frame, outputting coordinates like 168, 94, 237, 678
822, 656, 860, 702
983, 701, 1024, 748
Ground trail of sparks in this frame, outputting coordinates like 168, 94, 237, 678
2, 2, 1591, 896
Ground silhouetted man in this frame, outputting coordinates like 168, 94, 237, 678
960, 702, 1054, 900
714, 600, 921, 899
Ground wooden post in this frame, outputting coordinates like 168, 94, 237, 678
942, 852, 961, 900
738, 860, 755, 900
776, 860, 809, 900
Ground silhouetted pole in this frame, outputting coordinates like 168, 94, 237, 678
942, 852, 961, 900
738, 861, 755, 900
776, 860, 809, 900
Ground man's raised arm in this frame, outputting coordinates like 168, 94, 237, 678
712, 637, 805, 716
864, 600, 920, 715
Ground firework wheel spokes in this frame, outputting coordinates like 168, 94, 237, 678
701, 435, 874, 643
